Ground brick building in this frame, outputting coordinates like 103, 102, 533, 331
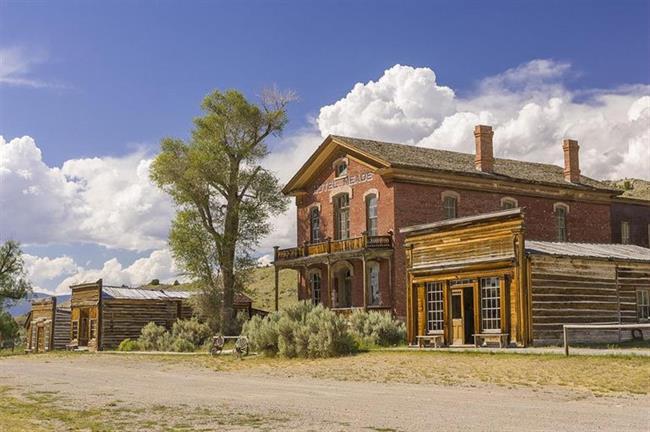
274, 125, 650, 319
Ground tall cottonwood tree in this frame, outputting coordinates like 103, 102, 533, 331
0, 240, 31, 306
151, 89, 290, 332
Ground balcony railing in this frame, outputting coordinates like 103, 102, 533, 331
275, 235, 393, 262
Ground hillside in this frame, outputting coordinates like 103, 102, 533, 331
603, 178, 650, 201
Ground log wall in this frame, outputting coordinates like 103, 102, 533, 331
100, 299, 181, 349
529, 255, 650, 345
53, 308, 71, 350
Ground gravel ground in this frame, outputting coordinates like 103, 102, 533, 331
1, 354, 648, 431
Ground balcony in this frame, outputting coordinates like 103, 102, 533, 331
275, 235, 393, 262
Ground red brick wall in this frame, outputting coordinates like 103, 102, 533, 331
610, 201, 650, 247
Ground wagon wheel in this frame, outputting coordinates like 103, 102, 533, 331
234, 336, 249, 357
210, 335, 225, 356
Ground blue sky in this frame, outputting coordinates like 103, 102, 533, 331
1, 1, 649, 294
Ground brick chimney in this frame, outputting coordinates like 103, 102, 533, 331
562, 139, 580, 183
474, 125, 494, 173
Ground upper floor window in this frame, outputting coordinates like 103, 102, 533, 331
621, 221, 631, 245
501, 197, 518, 210
309, 207, 321, 243
333, 193, 350, 240
366, 194, 378, 236
334, 160, 348, 177
443, 196, 457, 219
554, 203, 569, 242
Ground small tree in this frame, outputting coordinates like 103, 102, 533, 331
151, 89, 291, 333
0, 240, 31, 306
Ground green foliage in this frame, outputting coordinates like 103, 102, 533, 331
150, 89, 292, 332
171, 317, 212, 347
116, 338, 141, 352
170, 338, 196, 352
348, 310, 406, 347
242, 302, 357, 358
0, 311, 20, 346
0, 240, 32, 308
138, 322, 173, 351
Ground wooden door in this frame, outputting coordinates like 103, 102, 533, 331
451, 290, 464, 345
79, 309, 89, 347
36, 326, 45, 353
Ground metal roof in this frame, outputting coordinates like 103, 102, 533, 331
101, 286, 192, 300
525, 241, 650, 262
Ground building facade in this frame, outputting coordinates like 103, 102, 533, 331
24, 297, 71, 352
275, 125, 650, 320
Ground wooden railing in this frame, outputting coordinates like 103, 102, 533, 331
275, 235, 392, 261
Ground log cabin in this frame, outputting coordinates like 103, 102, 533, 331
275, 124, 650, 320
402, 208, 650, 346
24, 296, 71, 352
69, 279, 193, 351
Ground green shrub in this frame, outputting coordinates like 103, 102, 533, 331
117, 338, 140, 351
348, 310, 406, 347
171, 337, 196, 352
171, 318, 212, 347
242, 302, 357, 358
138, 322, 173, 351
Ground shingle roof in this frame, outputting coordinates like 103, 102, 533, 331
525, 241, 650, 261
102, 286, 192, 300
332, 135, 616, 193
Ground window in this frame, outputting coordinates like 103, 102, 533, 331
426, 282, 444, 333
367, 262, 380, 305
334, 193, 350, 240
334, 160, 348, 177
309, 271, 322, 305
89, 319, 96, 339
621, 221, 630, 245
501, 197, 518, 209
71, 320, 79, 340
366, 194, 378, 236
309, 207, 321, 243
480, 277, 501, 332
637, 289, 649, 321
443, 196, 457, 219
554, 204, 568, 242
334, 267, 352, 307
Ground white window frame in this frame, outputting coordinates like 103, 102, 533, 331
309, 270, 322, 305
309, 206, 321, 243
553, 202, 569, 242
333, 193, 350, 240
621, 221, 631, 245
480, 277, 501, 333
425, 282, 444, 334
332, 157, 349, 178
441, 191, 459, 220
365, 193, 378, 236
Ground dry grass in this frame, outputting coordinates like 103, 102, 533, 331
150, 349, 650, 396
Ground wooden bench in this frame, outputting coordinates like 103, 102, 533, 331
416, 334, 445, 348
473, 333, 509, 348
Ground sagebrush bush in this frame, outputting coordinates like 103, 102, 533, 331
117, 338, 140, 351
138, 322, 170, 351
348, 310, 406, 347
171, 318, 212, 347
171, 337, 196, 352
242, 302, 357, 358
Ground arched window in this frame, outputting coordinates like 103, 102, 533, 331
334, 193, 350, 240
334, 160, 348, 177
441, 192, 459, 220
554, 203, 569, 242
309, 270, 322, 305
333, 263, 353, 308
365, 194, 378, 236
367, 261, 380, 305
309, 207, 320, 243
501, 197, 518, 209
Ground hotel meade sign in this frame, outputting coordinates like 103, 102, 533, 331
313, 172, 374, 194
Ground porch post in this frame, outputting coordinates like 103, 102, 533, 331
362, 254, 368, 310
326, 260, 333, 307
388, 255, 393, 309
273, 246, 279, 312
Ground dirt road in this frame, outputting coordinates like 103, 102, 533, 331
1, 354, 648, 431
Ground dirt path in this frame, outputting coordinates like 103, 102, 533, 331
1, 354, 648, 431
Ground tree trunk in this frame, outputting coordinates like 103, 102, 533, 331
220, 158, 241, 334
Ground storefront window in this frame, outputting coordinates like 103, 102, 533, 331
426, 282, 444, 333
480, 277, 501, 332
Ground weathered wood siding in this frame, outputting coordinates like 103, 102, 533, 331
26, 298, 56, 352
53, 308, 71, 350
529, 256, 650, 345
100, 299, 181, 349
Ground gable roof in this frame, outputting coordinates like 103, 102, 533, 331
282, 135, 618, 195
331, 135, 616, 193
